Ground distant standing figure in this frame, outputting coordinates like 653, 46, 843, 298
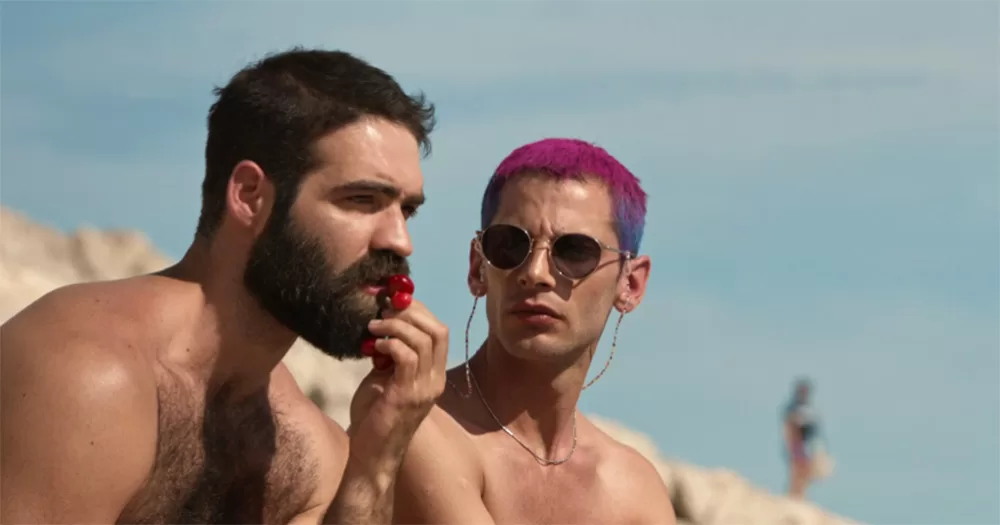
783, 378, 832, 499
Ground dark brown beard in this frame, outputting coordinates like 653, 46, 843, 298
243, 206, 409, 359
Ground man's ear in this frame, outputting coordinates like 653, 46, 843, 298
614, 255, 651, 313
226, 160, 274, 236
467, 238, 487, 297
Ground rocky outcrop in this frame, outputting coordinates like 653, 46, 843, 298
588, 416, 856, 525
0, 206, 858, 525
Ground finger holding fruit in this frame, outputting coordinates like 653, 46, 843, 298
361, 274, 417, 371
350, 272, 448, 441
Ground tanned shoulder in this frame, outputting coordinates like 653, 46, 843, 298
590, 420, 677, 525
1, 282, 160, 523
392, 404, 492, 524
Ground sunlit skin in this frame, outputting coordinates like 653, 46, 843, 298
288, 119, 424, 282
279, 119, 427, 371
476, 174, 646, 363
392, 173, 675, 525
0, 116, 449, 525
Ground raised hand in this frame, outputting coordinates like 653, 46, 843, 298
347, 273, 448, 473
327, 274, 447, 523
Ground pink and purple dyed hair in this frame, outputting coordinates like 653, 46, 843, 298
479, 138, 648, 254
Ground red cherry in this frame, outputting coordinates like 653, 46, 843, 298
386, 274, 414, 296
372, 353, 394, 371
390, 292, 413, 311
360, 338, 377, 357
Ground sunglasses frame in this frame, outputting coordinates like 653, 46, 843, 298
475, 223, 634, 280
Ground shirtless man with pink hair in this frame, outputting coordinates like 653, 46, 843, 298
393, 138, 676, 524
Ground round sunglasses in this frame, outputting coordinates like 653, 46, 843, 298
476, 223, 633, 279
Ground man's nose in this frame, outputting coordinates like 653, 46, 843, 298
371, 209, 414, 258
518, 243, 557, 289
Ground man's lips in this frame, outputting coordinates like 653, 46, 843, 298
361, 284, 385, 296
508, 301, 563, 319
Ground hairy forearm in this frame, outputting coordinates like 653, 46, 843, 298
323, 454, 399, 525
324, 409, 413, 525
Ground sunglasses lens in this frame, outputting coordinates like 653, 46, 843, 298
481, 224, 531, 270
552, 234, 603, 278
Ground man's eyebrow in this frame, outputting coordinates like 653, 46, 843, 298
335, 179, 401, 197
404, 192, 426, 209
334, 179, 425, 207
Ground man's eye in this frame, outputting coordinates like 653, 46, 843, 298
403, 206, 419, 219
347, 195, 376, 205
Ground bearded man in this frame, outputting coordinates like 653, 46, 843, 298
1, 48, 448, 524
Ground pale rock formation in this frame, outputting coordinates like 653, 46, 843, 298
0, 206, 859, 525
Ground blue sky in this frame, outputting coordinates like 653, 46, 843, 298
2, 1, 997, 523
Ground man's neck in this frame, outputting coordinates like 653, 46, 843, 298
166, 240, 297, 400
468, 334, 596, 462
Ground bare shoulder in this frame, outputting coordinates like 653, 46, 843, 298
392, 390, 490, 524
423, 379, 487, 471
3, 276, 188, 366
398, 367, 484, 467
585, 417, 677, 524
1, 280, 161, 522
1, 279, 160, 403
1, 278, 161, 425
403, 399, 483, 476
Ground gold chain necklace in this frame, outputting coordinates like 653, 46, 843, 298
452, 372, 578, 466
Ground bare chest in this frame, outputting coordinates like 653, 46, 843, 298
118, 382, 320, 524
477, 441, 618, 525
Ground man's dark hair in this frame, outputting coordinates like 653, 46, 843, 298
196, 47, 436, 239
